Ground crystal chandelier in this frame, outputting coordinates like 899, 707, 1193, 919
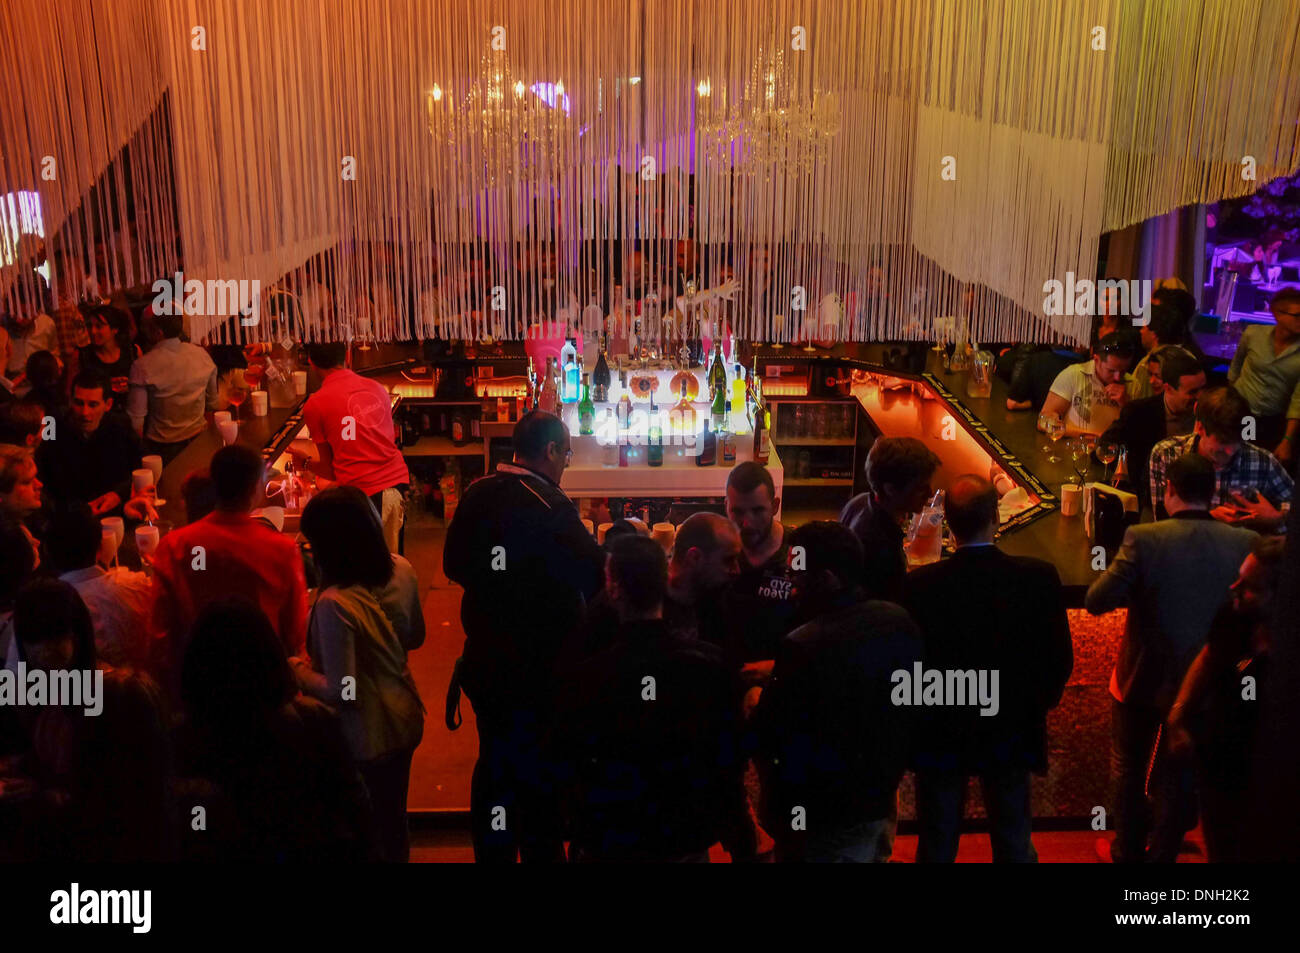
426, 48, 571, 187
698, 45, 840, 175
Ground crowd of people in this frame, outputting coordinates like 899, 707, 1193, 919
1, 255, 1296, 863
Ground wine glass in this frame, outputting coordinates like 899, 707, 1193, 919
1068, 437, 1091, 485
1045, 416, 1066, 463
227, 368, 250, 422
1037, 413, 1054, 457
1096, 439, 1120, 484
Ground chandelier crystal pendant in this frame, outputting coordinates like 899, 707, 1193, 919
427, 48, 571, 187
698, 45, 841, 175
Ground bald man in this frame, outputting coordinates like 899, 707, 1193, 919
563, 512, 743, 665
901, 475, 1073, 863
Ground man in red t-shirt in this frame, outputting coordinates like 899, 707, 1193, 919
300, 342, 409, 552
149, 444, 308, 700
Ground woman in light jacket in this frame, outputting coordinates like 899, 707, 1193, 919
294, 486, 425, 862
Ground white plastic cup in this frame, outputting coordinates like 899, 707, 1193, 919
131, 468, 155, 495
1060, 483, 1083, 517
581, 518, 595, 536
213, 411, 232, 427
142, 454, 164, 485
293, 371, 308, 395
135, 524, 160, 557
597, 522, 613, 544
99, 528, 119, 566
218, 420, 239, 445
100, 516, 125, 548
250, 390, 269, 416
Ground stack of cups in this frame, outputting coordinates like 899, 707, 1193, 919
250, 390, 269, 416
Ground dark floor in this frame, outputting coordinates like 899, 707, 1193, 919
409, 827, 1209, 864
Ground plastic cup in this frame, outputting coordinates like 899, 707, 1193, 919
99, 528, 119, 566
135, 524, 160, 557
1060, 483, 1083, 517
293, 371, 308, 395
213, 411, 232, 427
100, 516, 125, 548
218, 420, 239, 445
142, 454, 163, 485
250, 390, 269, 416
132, 468, 156, 495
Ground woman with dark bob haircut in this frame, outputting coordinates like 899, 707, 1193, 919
294, 486, 425, 862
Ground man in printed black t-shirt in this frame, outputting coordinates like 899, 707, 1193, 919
724, 462, 796, 671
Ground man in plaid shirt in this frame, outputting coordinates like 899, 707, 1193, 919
1149, 386, 1292, 531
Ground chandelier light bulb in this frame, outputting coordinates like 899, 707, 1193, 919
430, 85, 443, 102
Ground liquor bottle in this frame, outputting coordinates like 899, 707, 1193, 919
617, 390, 633, 430
695, 419, 717, 466
752, 393, 771, 465
730, 364, 749, 434
710, 369, 727, 432
671, 375, 696, 435
561, 338, 579, 403
708, 341, 727, 403
526, 357, 538, 410
451, 410, 466, 446
539, 356, 560, 415
578, 373, 595, 435
592, 343, 611, 403
720, 401, 736, 465
647, 393, 663, 467
601, 409, 618, 468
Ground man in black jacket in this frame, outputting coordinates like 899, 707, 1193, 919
443, 410, 606, 863
839, 437, 939, 602
753, 520, 922, 862
1100, 346, 1205, 511
36, 369, 142, 517
902, 476, 1073, 863
559, 535, 745, 862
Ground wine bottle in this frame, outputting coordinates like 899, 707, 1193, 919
720, 401, 736, 464
592, 344, 611, 403
696, 419, 717, 467
578, 373, 595, 435
647, 393, 663, 467
752, 394, 770, 465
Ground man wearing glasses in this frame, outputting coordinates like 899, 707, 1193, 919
443, 410, 606, 863
1039, 333, 1136, 437
1228, 287, 1300, 468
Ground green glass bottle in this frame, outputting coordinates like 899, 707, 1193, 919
578, 373, 595, 435
647, 392, 663, 467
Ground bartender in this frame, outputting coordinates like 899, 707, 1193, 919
724, 462, 795, 678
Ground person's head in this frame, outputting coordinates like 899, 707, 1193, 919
1270, 287, 1300, 337
602, 519, 641, 550
1164, 452, 1215, 513
24, 349, 61, 393
725, 461, 780, 551
605, 535, 667, 621
1154, 347, 1206, 416
0, 510, 38, 610
865, 437, 941, 517
1093, 332, 1135, 384
182, 599, 296, 726
43, 503, 102, 574
306, 340, 347, 371
0, 443, 41, 515
155, 310, 185, 340
1150, 285, 1196, 323
945, 474, 999, 544
180, 469, 218, 524
1141, 303, 1190, 352
512, 410, 571, 483
13, 577, 96, 673
0, 399, 45, 448
300, 486, 395, 590
209, 444, 264, 513
675, 240, 697, 273
1193, 386, 1251, 467
786, 520, 863, 605
70, 369, 113, 435
670, 511, 742, 595
87, 304, 131, 351
1230, 535, 1286, 620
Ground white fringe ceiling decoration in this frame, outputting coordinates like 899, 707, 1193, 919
0, 0, 1297, 346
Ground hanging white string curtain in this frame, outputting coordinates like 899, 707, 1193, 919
2, 0, 1298, 346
